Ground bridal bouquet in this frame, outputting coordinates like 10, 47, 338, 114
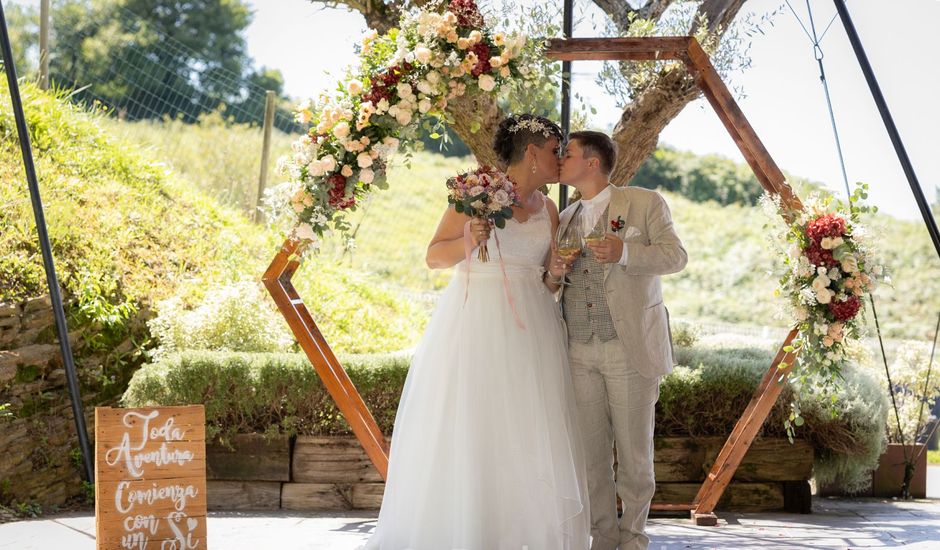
764, 183, 886, 433
446, 166, 518, 261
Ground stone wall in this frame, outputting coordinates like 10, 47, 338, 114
0, 294, 125, 508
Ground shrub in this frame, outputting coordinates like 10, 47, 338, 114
126, 345, 888, 492
123, 351, 410, 442
148, 280, 295, 359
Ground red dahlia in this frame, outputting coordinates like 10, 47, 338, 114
449, 0, 484, 27
806, 213, 847, 244
828, 295, 862, 321
804, 243, 837, 268
470, 42, 492, 76
327, 174, 355, 209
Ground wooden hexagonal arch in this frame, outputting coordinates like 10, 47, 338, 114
264, 36, 804, 525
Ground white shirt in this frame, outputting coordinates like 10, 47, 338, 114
578, 185, 629, 266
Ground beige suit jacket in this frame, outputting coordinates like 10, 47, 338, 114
558, 186, 688, 378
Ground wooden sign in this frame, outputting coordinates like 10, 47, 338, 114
95, 405, 208, 550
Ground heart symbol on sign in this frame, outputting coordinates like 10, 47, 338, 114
187, 518, 198, 531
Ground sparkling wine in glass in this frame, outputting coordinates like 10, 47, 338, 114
583, 223, 606, 253
554, 225, 581, 285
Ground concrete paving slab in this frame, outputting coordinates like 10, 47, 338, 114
1, 498, 937, 549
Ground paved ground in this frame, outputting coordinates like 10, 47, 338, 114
2, 496, 938, 550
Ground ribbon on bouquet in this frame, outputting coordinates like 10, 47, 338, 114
463, 220, 526, 330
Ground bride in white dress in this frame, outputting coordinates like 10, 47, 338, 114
361, 114, 590, 550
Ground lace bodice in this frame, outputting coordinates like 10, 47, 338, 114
467, 197, 551, 268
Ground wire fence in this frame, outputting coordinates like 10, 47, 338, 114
25, 4, 304, 214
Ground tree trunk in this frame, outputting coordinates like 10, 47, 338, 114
609, 69, 699, 185
445, 89, 502, 167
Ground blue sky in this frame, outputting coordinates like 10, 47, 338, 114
241, 0, 939, 222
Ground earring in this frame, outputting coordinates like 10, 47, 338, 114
531, 162, 537, 174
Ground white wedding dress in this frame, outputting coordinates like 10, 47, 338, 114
361, 198, 591, 550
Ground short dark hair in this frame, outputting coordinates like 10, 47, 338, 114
569, 131, 617, 175
493, 114, 563, 167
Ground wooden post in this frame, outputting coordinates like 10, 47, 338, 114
262, 238, 390, 479
254, 90, 276, 222
38, 0, 50, 90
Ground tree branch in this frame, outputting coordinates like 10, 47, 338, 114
608, 0, 749, 185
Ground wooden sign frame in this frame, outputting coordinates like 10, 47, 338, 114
263, 36, 804, 526
95, 405, 208, 549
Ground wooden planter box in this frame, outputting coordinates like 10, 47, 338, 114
871, 443, 927, 498
203, 435, 813, 513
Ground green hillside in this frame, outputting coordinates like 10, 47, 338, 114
330, 155, 939, 341
0, 81, 425, 365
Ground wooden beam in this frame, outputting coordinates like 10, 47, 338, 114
682, 39, 801, 211
263, 239, 390, 480
691, 327, 800, 517
546, 37, 691, 61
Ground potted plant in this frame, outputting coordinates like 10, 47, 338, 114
869, 314, 939, 499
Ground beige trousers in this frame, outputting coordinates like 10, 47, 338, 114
569, 337, 661, 550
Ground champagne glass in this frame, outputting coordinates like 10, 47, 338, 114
555, 225, 581, 286
583, 223, 606, 255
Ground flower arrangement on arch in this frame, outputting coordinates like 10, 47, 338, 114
763, 183, 887, 432
270, 0, 538, 251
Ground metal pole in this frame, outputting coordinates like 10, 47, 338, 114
253, 90, 276, 222
558, 0, 573, 209
38, 0, 49, 89
0, 1, 94, 484
833, 0, 940, 260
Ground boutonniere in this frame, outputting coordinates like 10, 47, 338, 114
610, 215, 625, 233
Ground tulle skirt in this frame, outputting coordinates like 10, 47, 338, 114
360, 262, 591, 550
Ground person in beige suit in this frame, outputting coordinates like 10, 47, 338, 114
545, 131, 687, 550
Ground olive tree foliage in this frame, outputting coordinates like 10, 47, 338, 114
308, 0, 774, 180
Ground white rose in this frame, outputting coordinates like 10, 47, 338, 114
395, 109, 413, 126
494, 189, 510, 206
333, 121, 350, 139
793, 306, 809, 322
468, 30, 482, 44
294, 223, 318, 242
418, 98, 432, 113
820, 237, 833, 250
415, 46, 432, 64
359, 168, 375, 184
341, 165, 353, 177
426, 71, 441, 84
477, 74, 496, 92
348, 80, 363, 95
320, 154, 336, 172
383, 137, 400, 150
469, 185, 485, 197
307, 159, 326, 177
811, 273, 831, 294
499, 66, 510, 78
357, 152, 373, 168
816, 289, 833, 305
416, 80, 433, 95
396, 83, 414, 98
